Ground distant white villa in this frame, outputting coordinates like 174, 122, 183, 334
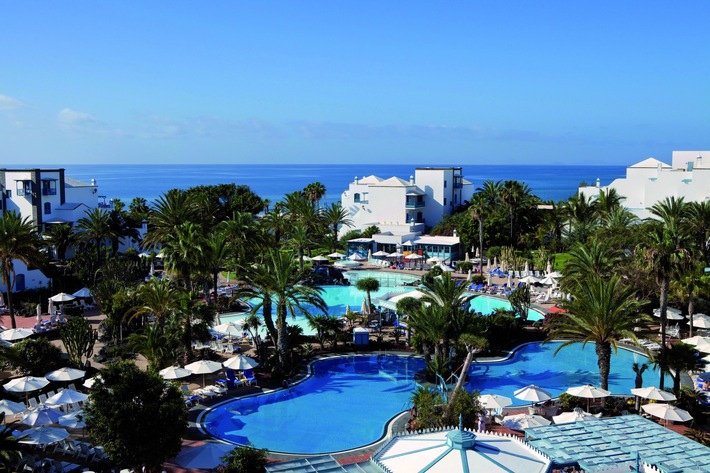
580, 150, 710, 219
0, 168, 98, 292
340, 166, 474, 236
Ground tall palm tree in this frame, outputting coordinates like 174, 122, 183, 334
468, 193, 486, 275
267, 251, 326, 366
107, 209, 141, 256
143, 189, 198, 249
0, 212, 45, 329
127, 278, 181, 331
222, 211, 258, 273
595, 188, 625, 217
688, 200, 710, 262
672, 263, 707, 338
42, 222, 75, 261
203, 230, 231, 305
560, 238, 621, 294
356, 277, 380, 320
128, 323, 179, 372
654, 342, 704, 395
642, 197, 690, 365
287, 222, 314, 271
303, 182, 326, 209
499, 180, 532, 245
162, 222, 205, 292
560, 192, 599, 244
547, 274, 646, 390
75, 208, 112, 264
240, 250, 326, 367
322, 202, 353, 251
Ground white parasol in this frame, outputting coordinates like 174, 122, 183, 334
0, 399, 27, 416
641, 403, 693, 424
49, 293, 76, 303
45, 367, 86, 382
159, 366, 192, 380
690, 314, 710, 328
653, 307, 684, 320
213, 322, 244, 337
21, 405, 62, 426
0, 328, 34, 341
552, 407, 600, 424
501, 413, 551, 430
58, 411, 85, 429
36, 303, 42, 323
3, 376, 49, 395
631, 386, 677, 402
479, 394, 513, 410
17, 426, 69, 445
71, 288, 92, 298
566, 384, 610, 411
223, 354, 259, 371
45, 389, 89, 407
185, 360, 223, 387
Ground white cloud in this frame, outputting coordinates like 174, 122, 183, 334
57, 108, 100, 129
0, 94, 23, 110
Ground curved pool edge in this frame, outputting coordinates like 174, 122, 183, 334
194, 350, 422, 459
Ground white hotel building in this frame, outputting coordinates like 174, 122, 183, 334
579, 150, 710, 219
340, 167, 474, 261
0, 168, 98, 292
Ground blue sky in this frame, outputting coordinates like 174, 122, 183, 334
1, 1, 708, 165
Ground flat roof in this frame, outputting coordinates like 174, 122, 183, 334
526, 415, 710, 472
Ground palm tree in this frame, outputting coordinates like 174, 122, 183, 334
654, 342, 704, 395
162, 222, 205, 291
0, 212, 45, 329
75, 208, 111, 264
107, 209, 140, 256
547, 274, 646, 390
42, 222, 75, 261
322, 202, 353, 251
287, 222, 314, 271
222, 211, 258, 274
560, 192, 599, 244
203, 230, 231, 305
240, 250, 326, 367
442, 332, 488, 420
672, 263, 707, 338
127, 278, 181, 331
499, 180, 532, 245
241, 313, 263, 355
468, 193, 486, 275
304, 182, 326, 209
595, 188, 625, 217
642, 197, 690, 364
356, 277, 380, 321
560, 238, 621, 294
688, 200, 710, 261
143, 189, 198, 249
128, 323, 179, 372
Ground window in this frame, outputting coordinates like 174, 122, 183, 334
444, 198, 447, 205
16, 181, 32, 197
42, 180, 57, 196
354, 193, 361, 203
444, 180, 447, 188
44, 202, 51, 214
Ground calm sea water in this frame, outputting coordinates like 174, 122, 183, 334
46, 164, 625, 206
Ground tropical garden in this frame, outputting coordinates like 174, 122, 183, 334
2, 176, 710, 467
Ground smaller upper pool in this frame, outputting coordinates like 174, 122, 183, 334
469, 295, 544, 322
345, 270, 420, 288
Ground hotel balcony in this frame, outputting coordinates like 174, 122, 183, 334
405, 199, 425, 209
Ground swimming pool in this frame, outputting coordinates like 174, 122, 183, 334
201, 342, 668, 454
221, 282, 416, 335
469, 295, 545, 321
344, 270, 420, 288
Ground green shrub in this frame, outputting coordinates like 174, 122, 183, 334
220, 444, 269, 473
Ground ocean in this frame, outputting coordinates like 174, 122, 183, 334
49, 164, 626, 207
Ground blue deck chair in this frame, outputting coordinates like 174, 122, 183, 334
242, 369, 256, 386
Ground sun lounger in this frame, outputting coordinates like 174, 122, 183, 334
242, 369, 257, 386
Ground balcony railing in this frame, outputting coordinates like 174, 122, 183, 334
405, 201, 425, 209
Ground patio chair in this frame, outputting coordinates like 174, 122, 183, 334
242, 369, 257, 386
38, 393, 48, 404
28, 397, 39, 410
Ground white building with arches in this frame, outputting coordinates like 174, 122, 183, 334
340, 166, 474, 237
0, 168, 98, 293
579, 150, 710, 219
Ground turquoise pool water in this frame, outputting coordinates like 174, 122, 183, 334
201, 342, 667, 454
469, 295, 545, 321
221, 282, 416, 335
344, 270, 420, 287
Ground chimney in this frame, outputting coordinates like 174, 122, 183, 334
596, 178, 600, 188
354, 176, 358, 184
410, 175, 414, 185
